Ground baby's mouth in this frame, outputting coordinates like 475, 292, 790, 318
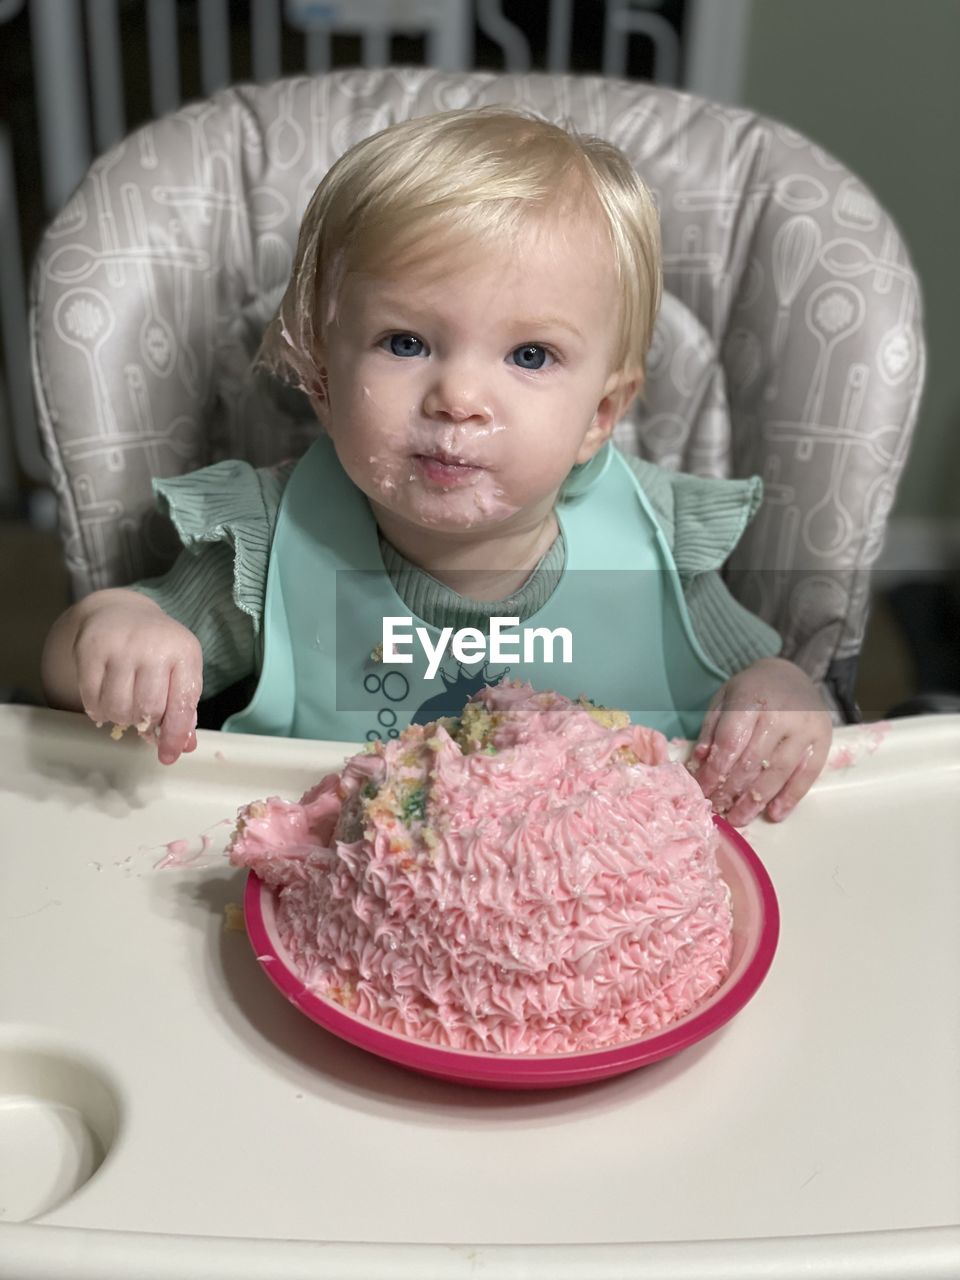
412, 451, 485, 487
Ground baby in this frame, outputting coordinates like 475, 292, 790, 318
42, 107, 831, 826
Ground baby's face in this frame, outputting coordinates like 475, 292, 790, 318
317, 214, 630, 555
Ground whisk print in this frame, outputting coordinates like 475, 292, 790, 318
764, 214, 822, 402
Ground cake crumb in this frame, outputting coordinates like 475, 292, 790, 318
586, 705, 630, 730
223, 902, 245, 932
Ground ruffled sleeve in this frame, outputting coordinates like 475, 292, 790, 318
625, 456, 783, 675
131, 459, 293, 697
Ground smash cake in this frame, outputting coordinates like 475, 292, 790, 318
228, 683, 733, 1055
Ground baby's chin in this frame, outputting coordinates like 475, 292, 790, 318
370, 479, 523, 533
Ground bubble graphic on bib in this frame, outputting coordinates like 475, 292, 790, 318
364, 670, 410, 740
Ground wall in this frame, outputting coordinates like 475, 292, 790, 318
739, 0, 960, 525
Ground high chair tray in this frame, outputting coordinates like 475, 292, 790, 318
1, 705, 958, 1280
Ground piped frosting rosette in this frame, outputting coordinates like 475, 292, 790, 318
229, 683, 733, 1054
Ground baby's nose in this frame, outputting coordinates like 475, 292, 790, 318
422, 364, 492, 423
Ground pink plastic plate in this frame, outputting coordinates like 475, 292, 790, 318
243, 817, 779, 1089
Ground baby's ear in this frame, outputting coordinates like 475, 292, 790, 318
577, 369, 644, 461
600, 368, 644, 428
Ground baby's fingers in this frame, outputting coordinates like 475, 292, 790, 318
723, 740, 794, 827
157, 660, 201, 766
692, 697, 723, 763
766, 740, 827, 822
86, 661, 136, 732
131, 665, 171, 738
76, 660, 108, 726
693, 707, 760, 799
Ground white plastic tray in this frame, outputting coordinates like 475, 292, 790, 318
1, 706, 958, 1280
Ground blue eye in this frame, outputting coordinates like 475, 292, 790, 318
511, 344, 550, 370
386, 333, 426, 358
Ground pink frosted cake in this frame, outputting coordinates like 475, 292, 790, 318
229, 684, 733, 1055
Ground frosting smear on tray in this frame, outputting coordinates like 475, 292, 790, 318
229, 684, 733, 1054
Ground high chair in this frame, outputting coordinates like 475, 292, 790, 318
29, 68, 925, 722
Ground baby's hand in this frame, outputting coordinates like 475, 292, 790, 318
690, 658, 832, 826
70, 592, 203, 765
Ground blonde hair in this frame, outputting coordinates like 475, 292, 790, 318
260, 107, 662, 389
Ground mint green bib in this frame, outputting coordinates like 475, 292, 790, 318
224, 438, 726, 743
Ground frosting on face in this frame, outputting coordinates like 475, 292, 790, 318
229, 684, 733, 1055
342, 411, 521, 533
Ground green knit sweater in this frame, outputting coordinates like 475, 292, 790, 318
134, 453, 781, 699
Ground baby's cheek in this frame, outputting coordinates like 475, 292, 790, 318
365, 454, 408, 498
467, 476, 519, 523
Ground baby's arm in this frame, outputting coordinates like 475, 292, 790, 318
690, 657, 833, 826
41, 589, 203, 765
